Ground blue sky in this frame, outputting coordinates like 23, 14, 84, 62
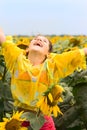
0, 0, 87, 35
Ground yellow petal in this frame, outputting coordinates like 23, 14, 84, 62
48, 93, 53, 103
49, 106, 53, 115
40, 102, 46, 112
52, 106, 58, 117
20, 127, 28, 130
43, 99, 49, 115
36, 97, 45, 107
58, 97, 63, 102
56, 105, 63, 115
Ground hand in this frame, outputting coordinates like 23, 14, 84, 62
83, 48, 87, 56
0, 29, 6, 45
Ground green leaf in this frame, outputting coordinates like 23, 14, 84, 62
21, 112, 45, 130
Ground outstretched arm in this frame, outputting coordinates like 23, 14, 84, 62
0, 29, 24, 73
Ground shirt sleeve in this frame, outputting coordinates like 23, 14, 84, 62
51, 49, 86, 78
2, 40, 24, 73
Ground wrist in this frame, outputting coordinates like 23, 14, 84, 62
0, 32, 6, 45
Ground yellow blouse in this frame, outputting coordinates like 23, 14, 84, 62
2, 41, 86, 112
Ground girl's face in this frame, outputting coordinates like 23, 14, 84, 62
28, 36, 50, 56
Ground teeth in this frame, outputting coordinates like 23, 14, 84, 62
34, 43, 42, 47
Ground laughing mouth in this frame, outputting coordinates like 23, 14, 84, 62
34, 43, 43, 47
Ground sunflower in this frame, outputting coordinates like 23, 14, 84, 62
0, 111, 28, 130
37, 85, 64, 117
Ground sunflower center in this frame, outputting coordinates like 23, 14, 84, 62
5, 119, 21, 130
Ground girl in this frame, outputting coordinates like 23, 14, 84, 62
0, 30, 87, 130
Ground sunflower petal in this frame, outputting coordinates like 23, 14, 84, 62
52, 106, 58, 117
48, 93, 53, 102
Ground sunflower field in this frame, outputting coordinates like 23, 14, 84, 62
0, 35, 87, 130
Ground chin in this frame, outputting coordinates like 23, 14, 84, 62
31, 48, 43, 54
32, 47, 43, 52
